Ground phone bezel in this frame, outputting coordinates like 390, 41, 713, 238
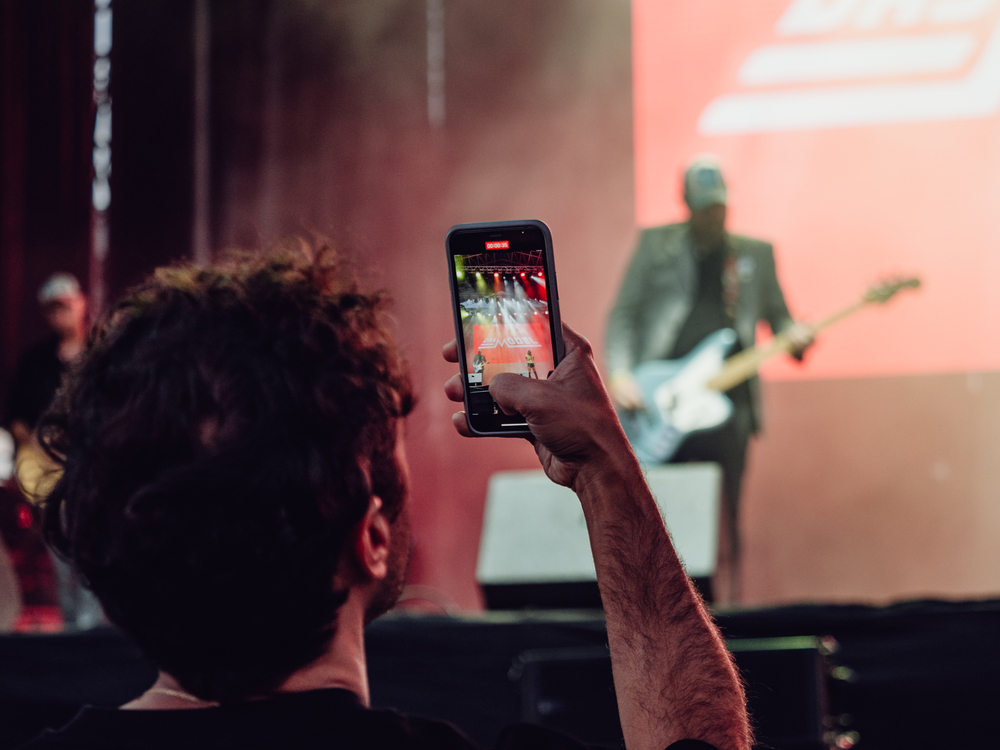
445, 219, 564, 437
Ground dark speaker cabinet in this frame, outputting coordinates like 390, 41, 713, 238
514, 636, 831, 750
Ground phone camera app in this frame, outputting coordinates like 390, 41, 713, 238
454, 249, 553, 405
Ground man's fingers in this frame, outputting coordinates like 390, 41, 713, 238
451, 411, 474, 438
444, 373, 465, 403
489, 372, 551, 418
559, 322, 593, 359
785, 322, 814, 349
442, 358, 472, 434
444, 322, 592, 437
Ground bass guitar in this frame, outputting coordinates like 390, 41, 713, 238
620, 277, 921, 465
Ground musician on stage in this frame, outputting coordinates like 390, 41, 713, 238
605, 156, 811, 602
3, 272, 103, 628
473, 349, 488, 374
5, 274, 88, 451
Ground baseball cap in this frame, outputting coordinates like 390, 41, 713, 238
38, 273, 82, 305
683, 155, 727, 210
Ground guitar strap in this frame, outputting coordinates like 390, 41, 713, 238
722, 253, 740, 322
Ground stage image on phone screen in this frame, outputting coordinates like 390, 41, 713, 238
453, 249, 553, 400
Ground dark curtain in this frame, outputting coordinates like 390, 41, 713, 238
0, 0, 93, 409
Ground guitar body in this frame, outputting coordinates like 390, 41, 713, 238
617, 276, 921, 466
620, 328, 739, 465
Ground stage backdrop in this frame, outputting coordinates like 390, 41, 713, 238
633, 0, 1000, 605
633, 0, 1000, 380
82, 0, 1000, 612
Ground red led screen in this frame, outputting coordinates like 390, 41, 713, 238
633, 0, 1000, 379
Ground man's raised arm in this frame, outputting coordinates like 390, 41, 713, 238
444, 326, 750, 750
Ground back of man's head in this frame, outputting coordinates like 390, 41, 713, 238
39, 245, 412, 702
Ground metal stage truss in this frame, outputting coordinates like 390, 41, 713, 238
460, 251, 544, 276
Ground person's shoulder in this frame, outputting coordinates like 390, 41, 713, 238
14, 694, 478, 750
14, 336, 61, 371
727, 232, 773, 255
14, 734, 61, 750
13, 708, 87, 750
642, 222, 687, 240
636, 223, 688, 257
492, 723, 716, 750
493, 722, 601, 749
359, 707, 481, 750
362, 712, 615, 750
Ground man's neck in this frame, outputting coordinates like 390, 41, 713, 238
277, 592, 371, 703
121, 592, 371, 710
57, 329, 86, 363
688, 225, 725, 257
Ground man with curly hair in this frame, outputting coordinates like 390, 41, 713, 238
21, 248, 749, 750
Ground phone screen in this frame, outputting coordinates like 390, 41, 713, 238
447, 222, 562, 435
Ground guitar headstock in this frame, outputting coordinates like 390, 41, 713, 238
863, 277, 921, 304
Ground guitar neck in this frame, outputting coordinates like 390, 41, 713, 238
705, 300, 868, 392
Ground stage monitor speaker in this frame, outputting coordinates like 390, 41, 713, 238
477, 464, 720, 609
513, 636, 830, 750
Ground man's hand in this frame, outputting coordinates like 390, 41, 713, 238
784, 321, 814, 357
443, 325, 632, 490
443, 325, 751, 750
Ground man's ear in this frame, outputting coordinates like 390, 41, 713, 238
352, 495, 391, 582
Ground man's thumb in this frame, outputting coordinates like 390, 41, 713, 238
489, 372, 549, 417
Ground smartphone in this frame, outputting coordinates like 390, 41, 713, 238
446, 220, 564, 437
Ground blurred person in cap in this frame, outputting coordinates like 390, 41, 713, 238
4, 272, 102, 628
605, 155, 811, 603
5, 273, 88, 450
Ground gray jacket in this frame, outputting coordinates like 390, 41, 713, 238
605, 222, 796, 430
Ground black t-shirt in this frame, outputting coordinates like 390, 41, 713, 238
667, 245, 751, 411
5, 336, 64, 430
668, 246, 731, 363
17, 688, 719, 750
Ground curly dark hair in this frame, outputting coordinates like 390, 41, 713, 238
39, 244, 413, 702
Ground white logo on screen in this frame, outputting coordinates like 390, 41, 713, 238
698, 0, 1000, 134
481, 336, 541, 349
